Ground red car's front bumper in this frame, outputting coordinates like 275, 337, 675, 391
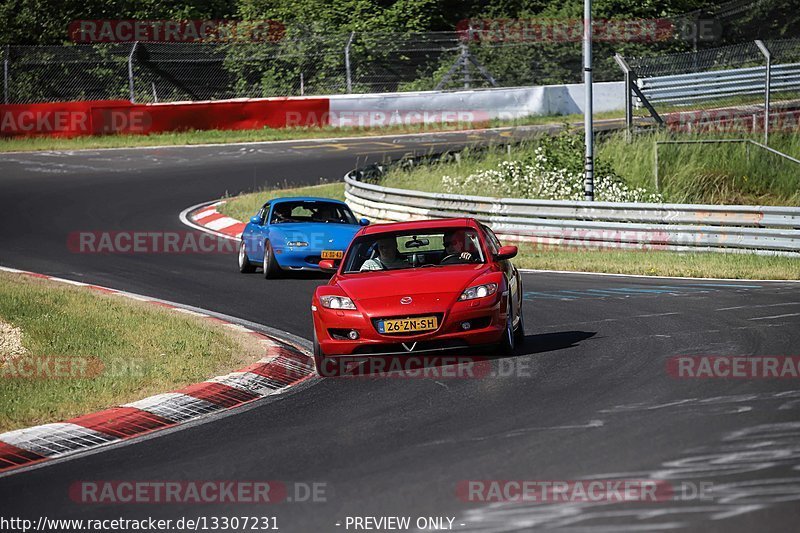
312, 293, 508, 356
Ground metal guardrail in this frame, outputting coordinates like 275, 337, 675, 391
637, 62, 800, 106
344, 170, 800, 256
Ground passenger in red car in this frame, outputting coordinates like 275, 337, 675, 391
360, 237, 409, 271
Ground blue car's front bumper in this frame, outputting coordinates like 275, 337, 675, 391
273, 247, 339, 270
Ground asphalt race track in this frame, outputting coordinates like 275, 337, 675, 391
1, 128, 799, 532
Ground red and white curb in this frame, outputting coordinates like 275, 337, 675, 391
182, 200, 243, 241
0, 266, 314, 475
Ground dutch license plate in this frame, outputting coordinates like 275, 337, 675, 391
378, 316, 438, 334
321, 250, 343, 260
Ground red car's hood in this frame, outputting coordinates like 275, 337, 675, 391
336, 265, 489, 303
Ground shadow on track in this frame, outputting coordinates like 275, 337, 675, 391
517, 330, 597, 355
320, 330, 596, 379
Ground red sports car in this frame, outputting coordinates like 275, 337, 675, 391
311, 218, 524, 375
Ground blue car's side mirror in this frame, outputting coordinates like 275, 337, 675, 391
359, 218, 370, 226
250, 215, 262, 225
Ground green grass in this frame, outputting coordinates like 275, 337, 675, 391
0, 271, 264, 432
374, 131, 800, 206
0, 111, 623, 153
600, 131, 800, 206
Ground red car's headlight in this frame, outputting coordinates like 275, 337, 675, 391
319, 295, 357, 310
458, 283, 498, 301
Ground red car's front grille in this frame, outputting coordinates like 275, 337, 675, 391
352, 338, 468, 355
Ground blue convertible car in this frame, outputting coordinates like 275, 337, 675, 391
238, 197, 368, 278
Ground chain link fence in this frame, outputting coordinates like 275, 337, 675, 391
2, 29, 656, 104
618, 38, 800, 135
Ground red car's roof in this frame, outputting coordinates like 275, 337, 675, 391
359, 217, 477, 236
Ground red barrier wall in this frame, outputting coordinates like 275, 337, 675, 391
0, 98, 329, 138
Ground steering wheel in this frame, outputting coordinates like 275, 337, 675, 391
439, 253, 463, 264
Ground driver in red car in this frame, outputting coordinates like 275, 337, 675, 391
443, 229, 479, 262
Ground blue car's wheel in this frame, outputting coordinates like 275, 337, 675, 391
238, 240, 256, 273
262, 240, 282, 279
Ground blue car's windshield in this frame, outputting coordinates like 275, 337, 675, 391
270, 201, 356, 225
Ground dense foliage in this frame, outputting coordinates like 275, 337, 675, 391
3, 0, 798, 45
3, 1, 798, 102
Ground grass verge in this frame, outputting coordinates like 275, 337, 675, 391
218, 182, 799, 280
0, 111, 622, 153
377, 131, 800, 206
600, 131, 800, 206
0, 271, 265, 432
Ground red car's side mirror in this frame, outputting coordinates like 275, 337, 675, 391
495, 245, 518, 261
318, 259, 337, 272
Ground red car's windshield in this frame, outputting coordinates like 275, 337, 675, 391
342, 229, 485, 273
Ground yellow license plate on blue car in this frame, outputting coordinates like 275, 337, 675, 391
321, 250, 343, 259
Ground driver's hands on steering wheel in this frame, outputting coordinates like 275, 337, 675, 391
440, 251, 474, 264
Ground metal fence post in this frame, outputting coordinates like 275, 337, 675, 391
344, 31, 355, 94
127, 41, 139, 103
614, 53, 633, 143
583, 0, 594, 201
462, 27, 472, 89
653, 141, 660, 192
3, 45, 10, 104
755, 40, 771, 145
461, 46, 470, 89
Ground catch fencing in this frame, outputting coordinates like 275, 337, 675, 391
617, 39, 800, 138
0, 29, 650, 105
